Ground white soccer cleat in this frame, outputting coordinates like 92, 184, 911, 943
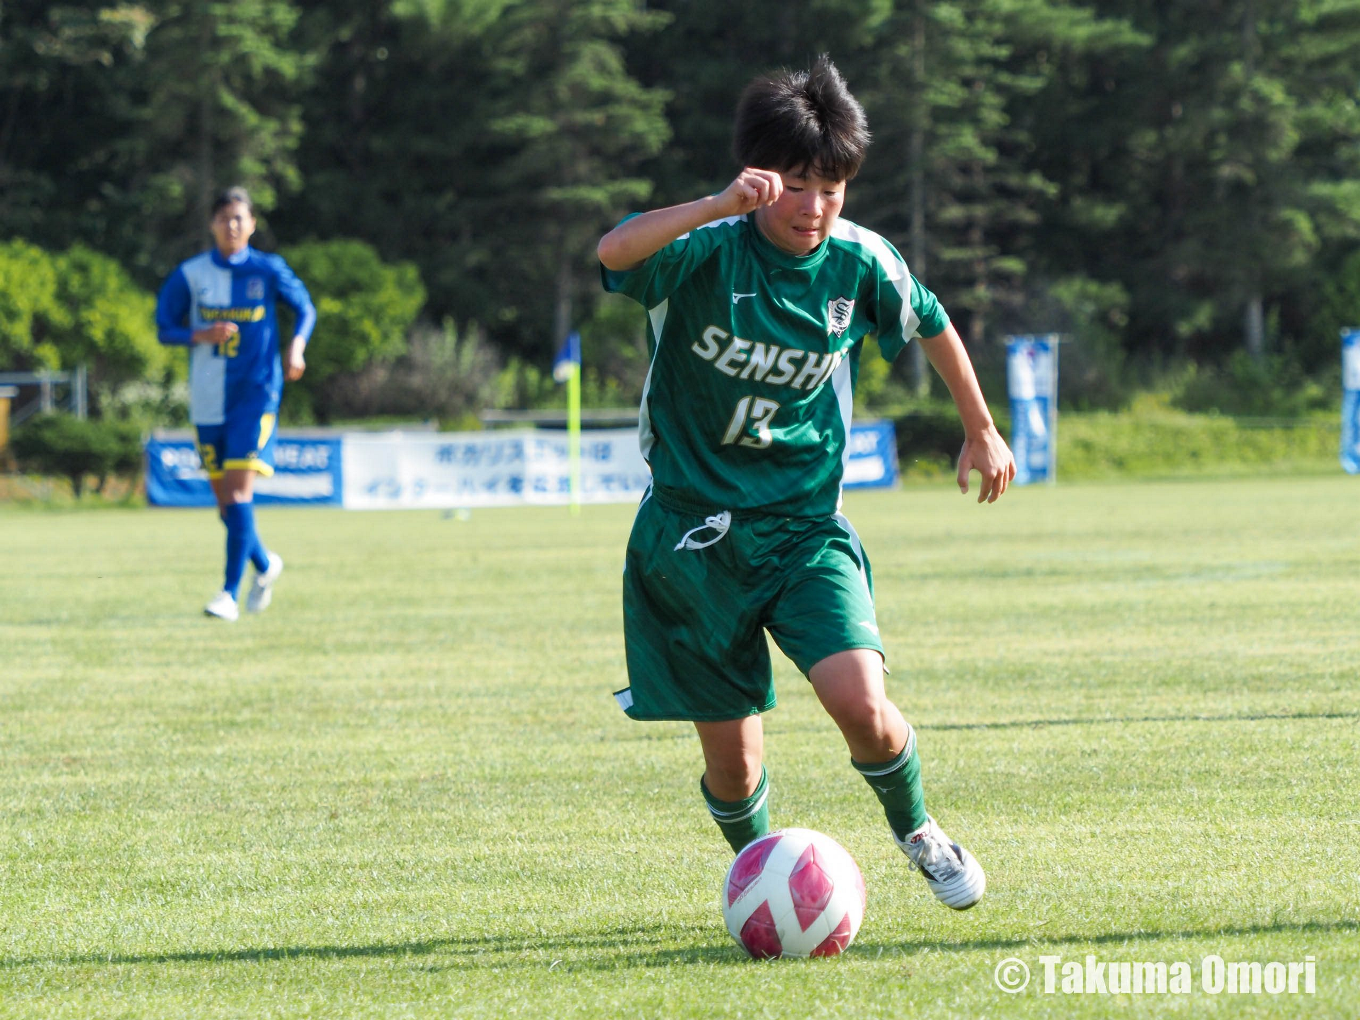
246, 553, 284, 614
895, 816, 986, 910
204, 591, 240, 622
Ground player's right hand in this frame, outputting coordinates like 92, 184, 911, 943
720, 168, 784, 215
956, 425, 1016, 504
192, 322, 239, 345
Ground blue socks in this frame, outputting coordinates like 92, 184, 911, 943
220, 502, 268, 598
249, 530, 269, 574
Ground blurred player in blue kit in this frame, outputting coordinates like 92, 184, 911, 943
156, 187, 316, 621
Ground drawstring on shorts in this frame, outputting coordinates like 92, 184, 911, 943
673, 510, 732, 551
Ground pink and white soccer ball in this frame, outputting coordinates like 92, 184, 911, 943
722, 828, 866, 959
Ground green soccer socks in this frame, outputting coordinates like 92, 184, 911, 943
853, 725, 927, 841
701, 766, 770, 853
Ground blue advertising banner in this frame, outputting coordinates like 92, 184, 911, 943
1343, 328, 1360, 475
844, 420, 900, 489
146, 423, 899, 509
1006, 335, 1059, 485
145, 435, 343, 507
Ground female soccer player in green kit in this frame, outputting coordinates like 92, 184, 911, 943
598, 56, 1015, 910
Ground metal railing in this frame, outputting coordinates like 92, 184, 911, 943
0, 367, 87, 426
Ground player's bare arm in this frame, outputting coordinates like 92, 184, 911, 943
285, 335, 307, 382
916, 323, 1017, 504
597, 168, 784, 271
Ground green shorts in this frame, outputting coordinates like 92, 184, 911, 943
617, 485, 884, 722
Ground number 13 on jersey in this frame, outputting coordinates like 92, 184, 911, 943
722, 396, 781, 448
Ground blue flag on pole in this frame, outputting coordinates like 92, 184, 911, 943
1005, 335, 1059, 485
1342, 328, 1360, 474
553, 330, 582, 382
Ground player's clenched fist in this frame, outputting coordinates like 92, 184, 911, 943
720, 168, 784, 215
193, 322, 239, 345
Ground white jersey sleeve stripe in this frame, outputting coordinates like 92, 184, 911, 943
675, 213, 748, 242
831, 220, 922, 340
637, 299, 669, 460
832, 354, 855, 507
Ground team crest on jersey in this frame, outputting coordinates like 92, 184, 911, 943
246, 277, 265, 300
827, 297, 856, 337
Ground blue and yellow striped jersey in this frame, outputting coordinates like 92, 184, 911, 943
156, 246, 316, 426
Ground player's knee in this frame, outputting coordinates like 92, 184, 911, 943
828, 692, 890, 741
705, 755, 762, 800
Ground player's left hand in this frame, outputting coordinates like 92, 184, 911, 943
285, 336, 307, 381
957, 426, 1016, 503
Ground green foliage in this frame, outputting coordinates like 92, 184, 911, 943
1035, 0, 1360, 360
0, 241, 162, 388
1172, 351, 1336, 418
1057, 402, 1340, 480
322, 317, 501, 425
286, 0, 671, 365
50, 245, 165, 384
1030, 276, 1132, 410
492, 356, 631, 411
856, 0, 1143, 344
278, 239, 426, 422
127, 0, 313, 271
0, 240, 65, 369
851, 338, 896, 413
470, 0, 673, 358
891, 398, 1340, 480
1300, 246, 1360, 371
10, 0, 1360, 408
9, 413, 143, 497
892, 405, 967, 469
0, 4, 155, 252
576, 291, 649, 401
95, 376, 191, 430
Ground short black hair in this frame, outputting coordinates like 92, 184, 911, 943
211, 186, 254, 217
732, 54, 870, 182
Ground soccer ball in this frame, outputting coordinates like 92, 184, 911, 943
722, 828, 866, 959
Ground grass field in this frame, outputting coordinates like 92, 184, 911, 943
2, 476, 1358, 1019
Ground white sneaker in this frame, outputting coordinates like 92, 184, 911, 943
895, 816, 986, 910
204, 591, 239, 622
246, 553, 283, 614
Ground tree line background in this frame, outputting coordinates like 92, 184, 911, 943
5, 0, 1360, 430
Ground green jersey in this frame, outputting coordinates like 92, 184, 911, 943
603, 213, 948, 517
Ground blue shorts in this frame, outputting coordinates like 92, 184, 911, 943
195, 408, 277, 480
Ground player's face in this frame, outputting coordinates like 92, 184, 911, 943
754, 169, 846, 255
211, 202, 256, 257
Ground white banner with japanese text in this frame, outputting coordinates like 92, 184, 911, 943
340, 429, 652, 509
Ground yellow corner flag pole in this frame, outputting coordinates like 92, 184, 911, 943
568, 358, 581, 516
554, 329, 583, 516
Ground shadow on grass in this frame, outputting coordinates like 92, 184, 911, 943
5, 918, 1356, 973
0, 922, 737, 971
927, 709, 1360, 731
619, 710, 1360, 742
